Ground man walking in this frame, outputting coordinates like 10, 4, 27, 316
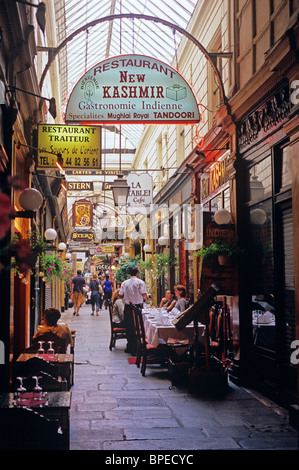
119, 267, 151, 356
71, 270, 86, 316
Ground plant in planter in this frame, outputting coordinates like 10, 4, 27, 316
196, 239, 243, 266
27, 230, 49, 257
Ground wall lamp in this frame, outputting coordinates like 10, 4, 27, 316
7, 86, 56, 119
12, 187, 43, 218
15, 1, 46, 34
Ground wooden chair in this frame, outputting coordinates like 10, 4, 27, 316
132, 306, 170, 376
31, 331, 68, 353
108, 301, 127, 350
0, 407, 65, 450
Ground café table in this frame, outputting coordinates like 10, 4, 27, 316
0, 391, 71, 449
142, 308, 206, 350
16, 353, 74, 389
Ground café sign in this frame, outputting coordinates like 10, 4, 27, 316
65, 54, 201, 124
126, 173, 153, 214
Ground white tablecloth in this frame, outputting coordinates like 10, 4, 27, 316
142, 309, 205, 348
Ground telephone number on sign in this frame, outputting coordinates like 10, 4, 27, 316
65, 157, 100, 167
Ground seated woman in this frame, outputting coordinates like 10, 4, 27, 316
112, 289, 125, 327
32, 308, 72, 353
159, 290, 176, 311
173, 285, 188, 312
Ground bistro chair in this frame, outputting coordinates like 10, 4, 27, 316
31, 331, 69, 354
132, 306, 170, 376
108, 300, 127, 350
14, 356, 59, 379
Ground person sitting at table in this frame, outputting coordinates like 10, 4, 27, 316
173, 285, 188, 312
32, 308, 72, 353
159, 290, 176, 311
112, 289, 125, 327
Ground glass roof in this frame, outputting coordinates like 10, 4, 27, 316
54, 0, 198, 156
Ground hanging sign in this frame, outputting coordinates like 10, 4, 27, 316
126, 173, 153, 214
72, 199, 93, 227
37, 124, 101, 169
65, 54, 201, 124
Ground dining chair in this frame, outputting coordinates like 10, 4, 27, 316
108, 300, 127, 350
132, 306, 170, 376
31, 331, 68, 353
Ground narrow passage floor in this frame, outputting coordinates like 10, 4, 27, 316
61, 303, 298, 451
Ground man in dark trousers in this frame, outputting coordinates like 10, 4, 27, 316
119, 267, 151, 356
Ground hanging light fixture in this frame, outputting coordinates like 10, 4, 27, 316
110, 174, 130, 207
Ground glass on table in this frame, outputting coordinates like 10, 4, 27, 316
47, 341, 55, 354
37, 341, 45, 354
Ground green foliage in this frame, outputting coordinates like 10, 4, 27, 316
27, 230, 49, 256
196, 239, 243, 264
40, 253, 63, 283
115, 256, 140, 283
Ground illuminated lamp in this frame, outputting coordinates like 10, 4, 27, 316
65, 253, 71, 260
143, 244, 151, 253
44, 228, 57, 241
56, 153, 64, 171
58, 242, 67, 251
214, 208, 231, 225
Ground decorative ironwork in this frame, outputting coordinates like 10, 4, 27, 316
238, 85, 289, 150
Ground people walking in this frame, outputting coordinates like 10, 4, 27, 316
71, 270, 86, 316
103, 274, 112, 309
89, 273, 103, 316
119, 267, 151, 356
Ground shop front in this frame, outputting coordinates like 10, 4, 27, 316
233, 80, 298, 404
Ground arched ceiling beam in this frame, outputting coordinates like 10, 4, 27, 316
40, 13, 228, 106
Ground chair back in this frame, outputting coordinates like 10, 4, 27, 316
32, 331, 68, 353
14, 356, 59, 379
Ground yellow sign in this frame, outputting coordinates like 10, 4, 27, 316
102, 245, 115, 253
37, 124, 101, 169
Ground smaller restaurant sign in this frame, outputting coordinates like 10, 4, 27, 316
37, 124, 101, 169
65, 54, 201, 125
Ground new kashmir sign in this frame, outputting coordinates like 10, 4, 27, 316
65, 54, 201, 124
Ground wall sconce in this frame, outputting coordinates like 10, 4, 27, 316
110, 174, 130, 207
158, 236, 169, 246
65, 253, 71, 260
44, 228, 57, 241
143, 244, 152, 253
195, 149, 206, 159
15, 1, 46, 34
58, 242, 67, 251
13, 187, 43, 218
6, 86, 56, 119
250, 208, 267, 225
214, 208, 231, 225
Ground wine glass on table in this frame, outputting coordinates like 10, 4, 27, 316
47, 341, 54, 355
16, 376, 26, 401
38, 341, 45, 354
32, 376, 42, 399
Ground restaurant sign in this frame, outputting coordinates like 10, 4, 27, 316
65, 54, 201, 124
37, 124, 101, 169
126, 173, 153, 215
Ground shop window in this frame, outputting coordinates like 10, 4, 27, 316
248, 156, 272, 203
249, 199, 275, 350
274, 142, 292, 193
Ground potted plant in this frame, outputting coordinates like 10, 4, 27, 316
196, 239, 242, 267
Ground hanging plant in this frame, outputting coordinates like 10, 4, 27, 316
27, 229, 49, 256
40, 253, 63, 283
